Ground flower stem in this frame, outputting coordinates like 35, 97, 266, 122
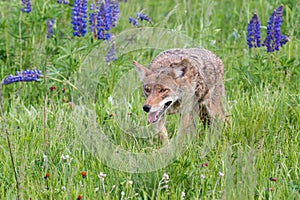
6, 129, 21, 200
0, 86, 21, 200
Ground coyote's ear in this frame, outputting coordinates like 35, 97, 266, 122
171, 59, 191, 79
133, 61, 152, 81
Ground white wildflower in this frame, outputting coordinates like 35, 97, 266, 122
181, 191, 186, 200
43, 154, 48, 168
43, 154, 48, 162
98, 172, 107, 178
163, 173, 169, 182
98, 172, 107, 182
218, 172, 225, 177
108, 96, 114, 105
61, 154, 70, 160
61, 154, 72, 165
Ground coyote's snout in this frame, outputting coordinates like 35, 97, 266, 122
134, 48, 226, 143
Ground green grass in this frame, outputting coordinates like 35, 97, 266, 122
0, 0, 300, 199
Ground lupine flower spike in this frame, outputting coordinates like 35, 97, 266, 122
71, 0, 88, 37
110, 0, 119, 28
2, 69, 42, 85
263, 4, 288, 52
247, 13, 261, 48
136, 12, 152, 23
279, 35, 289, 47
89, 1, 119, 40
97, 1, 119, 40
96, 2, 110, 40
21, 0, 31, 13
129, 12, 152, 27
106, 41, 117, 62
89, 4, 97, 36
128, 17, 138, 27
46, 19, 55, 38
247, 5, 288, 52
57, 0, 68, 4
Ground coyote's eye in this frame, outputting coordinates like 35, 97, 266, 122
144, 86, 151, 93
159, 88, 167, 93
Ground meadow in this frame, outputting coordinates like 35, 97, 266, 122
0, 0, 299, 199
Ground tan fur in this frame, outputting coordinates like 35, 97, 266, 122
134, 48, 226, 143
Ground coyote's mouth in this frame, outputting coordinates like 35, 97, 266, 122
148, 101, 173, 123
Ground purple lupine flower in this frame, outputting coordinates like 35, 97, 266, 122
21, 0, 31, 13
96, 2, 106, 40
2, 69, 42, 85
133, 18, 138, 26
279, 34, 289, 46
106, 42, 117, 62
89, 4, 96, 33
88, 1, 119, 40
90, 3, 94, 10
95, 1, 115, 40
57, 0, 68, 4
247, 13, 261, 48
104, 0, 112, 31
263, 5, 286, 52
71, 0, 88, 37
110, 0, 119, 28
46, 19, 55, 38
136, 12, 152, 23
273, 5, 283, 51
128, 16, 138, 26
129, 16, 133, 23
58, 0, 68, 4
129, 12, 152, 27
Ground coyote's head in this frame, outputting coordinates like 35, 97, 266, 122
133, 59, 193, 124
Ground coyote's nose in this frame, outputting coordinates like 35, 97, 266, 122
143, 104, 151, 113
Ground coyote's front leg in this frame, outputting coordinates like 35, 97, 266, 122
153, 115, 169, 144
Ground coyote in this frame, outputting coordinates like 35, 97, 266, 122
134, 48, 226, 143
